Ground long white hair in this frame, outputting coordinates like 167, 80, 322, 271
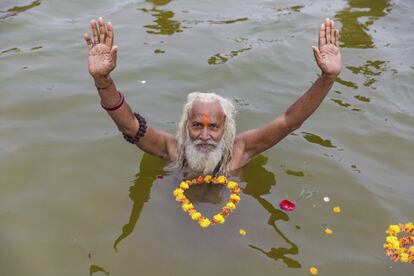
174, 92, 236, 176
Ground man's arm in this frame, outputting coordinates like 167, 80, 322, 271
235, 18, 341, 163
84, 17, 177, 161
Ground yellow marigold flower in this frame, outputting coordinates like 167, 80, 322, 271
232, 187, 241, 195
404, 222, 414, 233
199, 218, 211, 228
408, 246, 414, 253
179, 181, 189, 190
397, 247, 406, 254
213, 214, 225, 224
309, 266, 318, 275
239, 229, 246, 236
333, 206, 341, 213
387, 224, 401, 236
384, 243, 393, 249
324, 228, 333, 235
226, 202, 236, 210
204, 175, 212, 183
386, 236, 398, 243
191, 212, 202, 220
175, 194, 186, 201
173, 188, 184, 197
227, 181, 238, 189
391, 241, 400, 250
182, 203, 194, 212
230, 194, 240, 203
400, 253, 409, 263
217, 175, 227, 183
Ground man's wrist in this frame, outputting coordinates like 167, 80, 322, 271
320, 72, 337, 82
94, 75, 113, 89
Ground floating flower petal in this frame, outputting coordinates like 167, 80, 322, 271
309, 266, 318, 275
279, 199, 296, 212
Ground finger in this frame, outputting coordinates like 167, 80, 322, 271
334, 29, 340, 47
110, 45, 118, 57
312, 46, 322, 63
90, 19, 99, 43
111, 45, 118, 65
83, 33, 93, 49
319, 23, 326, 48
98, 17, 106, 44
325, 18, 331, 45
330, 20, 336, 44
105, 22, 114, 47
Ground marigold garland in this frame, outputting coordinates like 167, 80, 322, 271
383, 222, 414, 264
173, 175, 240, 228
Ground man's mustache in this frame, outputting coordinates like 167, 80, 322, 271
193, 140, 218, 146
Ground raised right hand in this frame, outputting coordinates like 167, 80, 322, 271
83, 17, 117, 79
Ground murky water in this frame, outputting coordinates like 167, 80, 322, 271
1, 0, 413, 275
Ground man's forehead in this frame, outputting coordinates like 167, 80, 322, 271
189, 100, 225, 121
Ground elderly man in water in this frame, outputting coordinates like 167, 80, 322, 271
83, 17, 341, 177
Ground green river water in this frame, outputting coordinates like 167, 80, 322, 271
1, 0, 413, 275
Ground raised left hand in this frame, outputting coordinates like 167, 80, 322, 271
312, 18, 342, 77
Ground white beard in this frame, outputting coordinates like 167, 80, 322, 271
184, 136, 224, 175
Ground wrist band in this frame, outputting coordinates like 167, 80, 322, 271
101, 92, 124, 111
123, 113, 147, 144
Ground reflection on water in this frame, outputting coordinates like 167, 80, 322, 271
347, 60, 388, 88
335, 0, 391, 48
208, 47, 252, 65
0, 0, 41, 20
88, 253, 110, 276
141, 0, 182, 35
336, 77, 358, 89
89, 265, 110, 276
302, 132, 336, 148
276, 5, 304, 14
113, 154, 167, 251
330, 98, 361, 112
1, 47, 20, 55
241, 155, 301, 268
113, 153, 301, 268
285, 170, 304, 177
354, 95, 370, 103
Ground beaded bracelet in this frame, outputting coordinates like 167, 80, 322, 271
101, 92, 125, 111
123, 112, 147, 144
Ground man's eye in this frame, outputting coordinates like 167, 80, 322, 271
192, 122, 203, 128
209, 124, 219, 130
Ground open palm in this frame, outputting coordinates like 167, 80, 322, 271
312, 19, 342, 77
84, 17, 117, 78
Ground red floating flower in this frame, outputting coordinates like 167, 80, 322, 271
279, 199, 296, 212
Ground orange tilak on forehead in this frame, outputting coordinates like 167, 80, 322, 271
201, 114, 210, 128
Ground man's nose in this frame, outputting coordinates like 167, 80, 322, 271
200, 127, 209, 141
